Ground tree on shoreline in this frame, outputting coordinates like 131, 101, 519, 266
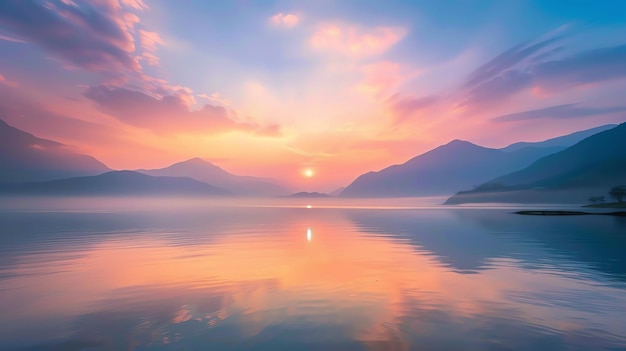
609, 186, 626, 203
588, 195, 607, 204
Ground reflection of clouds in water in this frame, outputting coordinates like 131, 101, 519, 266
1, 206, 626, 350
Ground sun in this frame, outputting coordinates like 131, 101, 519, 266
303, 168, 314, 178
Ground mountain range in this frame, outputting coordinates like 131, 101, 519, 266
445, 122, 626, 204
340, 124, 616, 198
0, 119, 110, 183
1, 117, 623, 202
138, 158, 290, 197
1, 171, 229, 196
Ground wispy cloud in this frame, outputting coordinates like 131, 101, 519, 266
138, 29, 164, 66
0, 0, 144, 73
0, 33, 27, 43
491, 103, 626, 122
85, 86, 281, 136
270, 13, 299, 27
310, 24, 407, 57
462, 37, 562, 90
387, 94, 438, 124
458, 39, 626, 111
0, 73, 18, 87
197, 93, 231, 107
0, 83, 123, 145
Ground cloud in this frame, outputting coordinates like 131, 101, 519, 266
138, 29, 163, 52
0, 83, 123, 145
0, 33, 27, 43
310, 24, 406, 57
388, 94, 438, 116
356, 61, 404, 97
270, 13, 299, 27
532, 43, 626, 89
463, 37, 561, 90
197, 93, 231, 107
119, 0, 148, 11
137, 29, 164, 66
0, 73, 18, 87
84, 85, 281, 136
491, 103, 626, 122
0, 0, 145, 73
459, 39, 626, 111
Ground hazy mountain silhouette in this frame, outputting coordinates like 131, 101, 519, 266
329, 186, 346, 197
0, 171, 229, 196
0, 119, 110, 183
138, 158, 289, 197
446, 123, 626, 204
341, 124, 616, 198
501, 124, 616, 152
288, 192, 330, 198
340, 140, 562, 197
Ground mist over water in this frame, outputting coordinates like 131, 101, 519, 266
0, 197, 625, 350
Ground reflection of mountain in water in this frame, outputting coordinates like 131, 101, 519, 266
2, 205, 626, 350
347, 209, 626, 280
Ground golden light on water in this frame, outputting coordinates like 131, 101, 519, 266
307, 227, 312, 241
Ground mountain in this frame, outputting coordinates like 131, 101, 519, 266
288, 192, 330, 198
0, 119, 110, 183
445, 123, 626, 204
501, 124, 617, 152
340, 140, 563, 197
138, 158, 289, 197
0, 171, 229, 196
329, 186, 346, 197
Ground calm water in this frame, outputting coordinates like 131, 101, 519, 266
0, 198, 625, 351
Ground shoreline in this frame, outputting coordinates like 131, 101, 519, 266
515, 210, 626, 217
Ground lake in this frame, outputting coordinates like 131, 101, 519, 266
1, 197, 625, 350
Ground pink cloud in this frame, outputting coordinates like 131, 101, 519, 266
84, 85, 281, 136
138, 29, 164, 52
118, 0, 148, 11
310, 24, 407, 57
137, 29, 165, 65
197, 93, 231, 107
386, 94, 438, 125
270, 13, 299, 27
356, 61, 405, 98
0, 73, 18, 87
0, 33, 26, 43
0, 0, 145, 73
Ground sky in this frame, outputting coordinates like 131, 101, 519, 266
1, 0, 626, 191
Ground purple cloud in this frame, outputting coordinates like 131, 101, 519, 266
491, 103, 626, 122
84, 86, 281, 136
463, 37, 561, 90
0, 0, 141, 73
0, 83, 124, 145
533, 44, 626, 89
389, 94, 437, 114
460, 42, 626, 110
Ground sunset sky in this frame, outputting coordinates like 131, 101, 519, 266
1, 0, 626, 191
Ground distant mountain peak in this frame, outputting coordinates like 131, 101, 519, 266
138, 157, 290, 196
184, 157, 207, 164
440, 139, 483, 150
447, 139, 472, 145
169, 157, 221, 169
